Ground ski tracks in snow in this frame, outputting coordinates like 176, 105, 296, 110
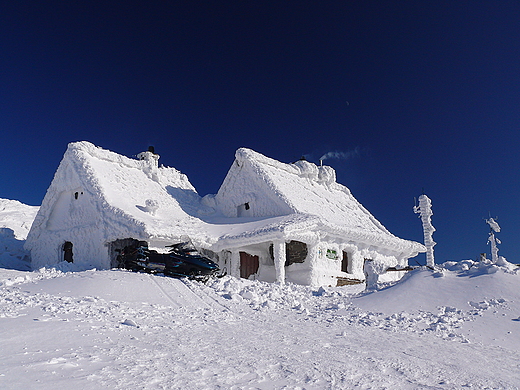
147, 274, 211, 310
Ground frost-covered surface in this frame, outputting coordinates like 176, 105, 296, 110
24, 142, 424, 285
414, 194, 435, 267
25, 141, 213, 269
25, 142, 276, 268
0, 199, 39, 240
1, 260, 520, 388
486, 217, 502, 263
0, 199, 39, 270
214, 148, 424, 257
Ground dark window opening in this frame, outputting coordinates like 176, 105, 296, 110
63, 241, 73, 263
74, 192, 79, 200
342, 251, 349, 273
237, 202, 252, 217
269, 240, 308, 266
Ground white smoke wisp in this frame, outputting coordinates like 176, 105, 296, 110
319, 147, 360, 162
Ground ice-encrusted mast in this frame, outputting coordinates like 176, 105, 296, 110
414, 194, 435, 268
485, 217, 501, 263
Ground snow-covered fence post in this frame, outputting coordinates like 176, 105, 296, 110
485, 217, 501, 264
414, 194, 436, 268
272, 240, 286, 284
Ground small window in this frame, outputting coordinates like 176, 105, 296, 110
74, 191, 84, 200
237, 202, 252, 217
63, 241, 73, 263
342, 251, 349, 273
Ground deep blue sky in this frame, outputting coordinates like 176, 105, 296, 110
2, 1, 520, 264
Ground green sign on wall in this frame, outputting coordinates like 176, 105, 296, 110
326, 249, 337, 260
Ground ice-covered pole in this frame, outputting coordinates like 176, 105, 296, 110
414, 194, 436, 268
486, 218, 501, 263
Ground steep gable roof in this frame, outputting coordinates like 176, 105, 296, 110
216, 148, 424, 256
27, 141, 211, 246
27, 142, 423, 259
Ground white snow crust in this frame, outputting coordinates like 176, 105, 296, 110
0, 199, 39, 240
24, 142, 424, 277
0, 199, 39, 270
1, 259, 520, 389
414, 194, 436, 267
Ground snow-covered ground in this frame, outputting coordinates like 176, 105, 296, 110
1, 262, 520, 389
2, 199, 520, 389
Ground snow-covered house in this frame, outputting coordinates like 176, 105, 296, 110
205, 148, 425, 286
25, 141, 212, 270
25, 142, 425, 287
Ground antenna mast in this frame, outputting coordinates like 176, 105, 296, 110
414, 194, 436, 268
485, 217, 501, 263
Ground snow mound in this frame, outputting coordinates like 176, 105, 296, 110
442, 257, 519, 275
354, 259, 520, 348
0, 199, 39, 270
0, 199, 39, 240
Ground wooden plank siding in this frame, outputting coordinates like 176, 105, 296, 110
240, 252, 259, 279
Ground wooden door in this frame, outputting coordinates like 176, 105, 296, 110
240, 252, 259, 279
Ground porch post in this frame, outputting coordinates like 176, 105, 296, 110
306, 243, 321, 286
230, 251, 241, 278
273, 240, 286, 284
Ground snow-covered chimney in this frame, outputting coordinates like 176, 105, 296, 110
137, 146, 160, 168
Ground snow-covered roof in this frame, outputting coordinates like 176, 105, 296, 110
27, 142, 423, 258
27, 141, 213, 246
215, 148, 424, 255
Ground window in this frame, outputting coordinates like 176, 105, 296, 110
269, 240, 308, 266
63, 241, 73, 263
342, 251, 349, 273
237, 202, 252, 217
74, 191, 84, 200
